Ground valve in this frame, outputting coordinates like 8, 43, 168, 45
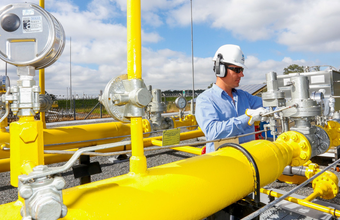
99, 74, 152, 122
19, 165, 68, 220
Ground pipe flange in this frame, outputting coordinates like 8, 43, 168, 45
142, 119, 152, 137
312, 171, 339, 200
277, 131, 312, 167
324, 121, 340, 147
312, 126, 331, 155
185, 114, 197, 130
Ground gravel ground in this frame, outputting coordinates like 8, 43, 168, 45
1, 132, 340, 212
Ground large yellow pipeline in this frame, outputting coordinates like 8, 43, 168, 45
0, 115, 195, 159
0, 131, 315, 219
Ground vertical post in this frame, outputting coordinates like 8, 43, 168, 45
79, 155, 91, 184
73, 98, 76, 120
127, 0, 147, 174
190, 0, 195, 115
39, 0, 46, 128
69, 37, 72, 113
100, 90, 103, 118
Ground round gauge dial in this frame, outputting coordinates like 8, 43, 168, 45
175, 96, 187, 109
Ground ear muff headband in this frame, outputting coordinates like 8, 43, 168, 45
214, 53, 226, 77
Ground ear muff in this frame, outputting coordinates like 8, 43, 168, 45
214, 53, 226, 77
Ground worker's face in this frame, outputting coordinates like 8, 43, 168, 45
223, 64, 244, 88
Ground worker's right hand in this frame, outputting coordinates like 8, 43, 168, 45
245, 107, 268, 125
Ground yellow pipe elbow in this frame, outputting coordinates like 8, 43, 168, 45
311, 170, 339, 200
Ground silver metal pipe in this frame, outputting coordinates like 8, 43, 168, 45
43, 130, 266, 157
261, 104, 297, 117
18, 140, 131, 183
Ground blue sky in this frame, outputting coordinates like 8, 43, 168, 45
1, 0, 340, 97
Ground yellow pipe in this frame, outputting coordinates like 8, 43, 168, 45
10, 116, 44, 187
0, 122, 132, 159
127, 0, 146, 174
261, 188, 340, 217
0, 131, 311, 219
39, 0, 46, 129
0, 128, 204, 173
151, 139, 202, 155
130, 118, 147, 174
172, 114, 197, 130
304, 191, 320, 202
127, 0, 141, 80
39, 0, 45, 8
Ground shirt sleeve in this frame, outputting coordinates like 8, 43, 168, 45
195, 95, 251, 142
245, 92, 263, 109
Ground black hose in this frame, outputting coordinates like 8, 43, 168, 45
216, 143, 261, 207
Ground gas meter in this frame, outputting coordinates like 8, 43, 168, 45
0, 3, 65, 117
0, 3, 65, 68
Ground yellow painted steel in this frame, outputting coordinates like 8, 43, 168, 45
0, 131, 335, 219
130, 118, 147, 174
261, 188, 340, 217
10, 116, 44, 187
0, 126, 204, 173
311, 170, 338, 200
126, 0, 147, 174
127, 0, 141, 80
324, 121, 340, 147
276, 131, 312, 166
171, 114, 197, 130
39, 0, 46, 129
151, 139, 202, 155
0, 134, 302, 219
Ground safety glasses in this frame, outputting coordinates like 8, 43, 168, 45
226, 66, 244, 73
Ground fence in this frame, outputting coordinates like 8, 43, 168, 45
8, 97, 111, 123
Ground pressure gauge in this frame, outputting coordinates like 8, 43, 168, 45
175, 96, 187, 109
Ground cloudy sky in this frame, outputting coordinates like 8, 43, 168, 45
1, 0, 340, 97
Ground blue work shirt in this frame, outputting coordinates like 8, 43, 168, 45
195, 84, 263, 153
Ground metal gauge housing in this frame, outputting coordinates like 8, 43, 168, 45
0, 3, 65, 69
175, 96, 187, 109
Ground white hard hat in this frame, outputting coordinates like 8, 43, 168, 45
213, 44, 246, 68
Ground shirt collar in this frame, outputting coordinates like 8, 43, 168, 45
212, 84, 237, 98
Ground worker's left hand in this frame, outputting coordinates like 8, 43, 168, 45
245, 107, 269, 125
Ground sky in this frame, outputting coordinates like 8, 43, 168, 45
1, 0, 340, 97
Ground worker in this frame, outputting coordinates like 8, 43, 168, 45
195, 44, 268, 153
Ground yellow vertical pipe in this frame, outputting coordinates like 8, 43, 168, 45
39, 0, 46, 129
127, 0, 146, 174
127, 0, 141, 80
10, 116, 44, 187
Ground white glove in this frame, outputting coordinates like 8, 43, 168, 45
245, 107, 269, 125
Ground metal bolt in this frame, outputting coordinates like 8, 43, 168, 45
53, 177, 66, 190
292, 134, 299, 142
292, 159, 300, 166
19, 185, 33, 199
300, 153, 307, 160
61, 205, 68, 218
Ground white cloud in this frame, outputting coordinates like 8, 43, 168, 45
166, 0, 340, 52
0, 0, 334, 98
